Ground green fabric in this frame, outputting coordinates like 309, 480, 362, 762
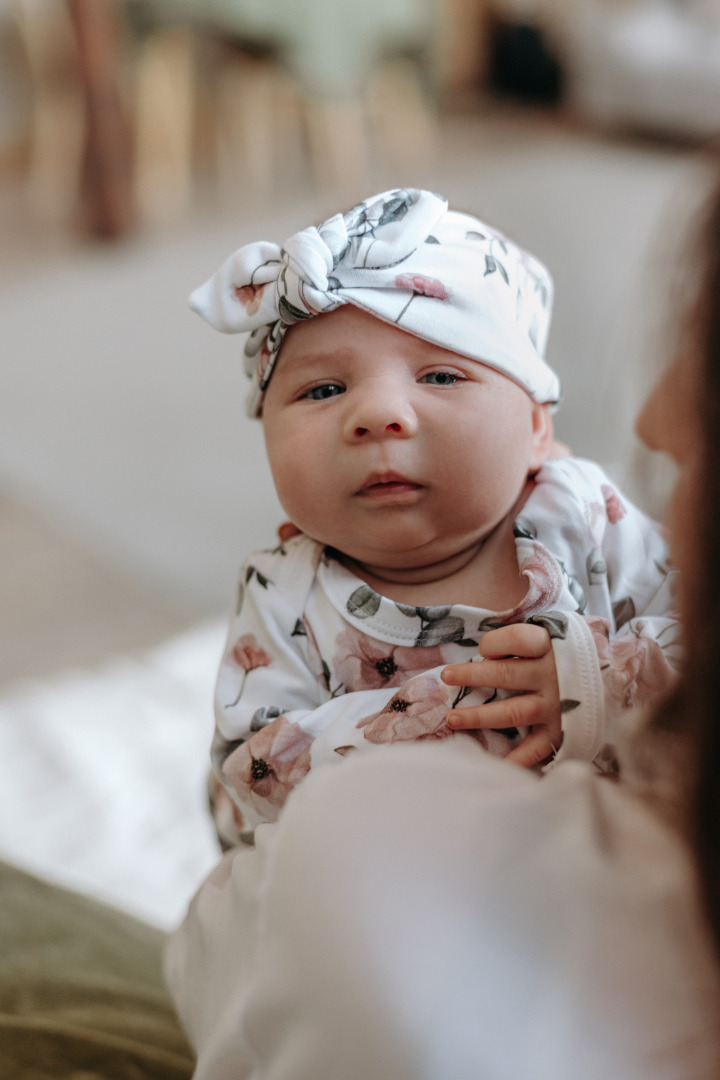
0, 861, 195, 1079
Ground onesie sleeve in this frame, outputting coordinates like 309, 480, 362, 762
542, 464, 680, 770
211, 543, 424, 835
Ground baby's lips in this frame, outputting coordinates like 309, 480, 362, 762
355, 470, 423, 496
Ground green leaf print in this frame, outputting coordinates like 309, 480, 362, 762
415, 606, 452, 621
278, 295, 313, 325
527, 612, 569, 640
377, 193, 411, 227
513, 517, 538, 540
416, 614, 468, 647
347, 586, 382, 619
613, 596, 636, 630
586, 549, 607, 585
246, 566, 272, 589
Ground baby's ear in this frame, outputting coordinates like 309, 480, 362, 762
529, 403, 556, 471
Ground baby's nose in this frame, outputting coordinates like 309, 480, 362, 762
345, 383, 418, 440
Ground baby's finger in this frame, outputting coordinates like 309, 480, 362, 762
443, 657, 544, 693
506, 727, 560, 769
447, 692, 544, 732
479, 623, 552, 660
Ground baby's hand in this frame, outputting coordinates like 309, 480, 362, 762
441, 624, 561, 768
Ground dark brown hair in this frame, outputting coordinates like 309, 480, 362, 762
652, 173, 720, 956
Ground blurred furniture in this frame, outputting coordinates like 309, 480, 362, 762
17, 0, 134, 236
129, 0, 440, 211
69, 0, 135, 236
16, 0, 452, 236
557, 0, 720, 139
1, 860, 194, 1079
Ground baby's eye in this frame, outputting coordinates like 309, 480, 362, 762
421, 371, 461, 386
304, 382, 345, 401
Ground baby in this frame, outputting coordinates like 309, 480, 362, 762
191, 188, 679, 841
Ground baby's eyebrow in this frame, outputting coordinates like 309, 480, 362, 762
278, 347, 359, 373
296, 348, 354, 363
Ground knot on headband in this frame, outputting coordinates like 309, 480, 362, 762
190, 188, 561, 417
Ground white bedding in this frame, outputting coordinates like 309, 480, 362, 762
0, 622, 225, 930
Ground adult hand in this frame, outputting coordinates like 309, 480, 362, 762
442, 624, 562, 768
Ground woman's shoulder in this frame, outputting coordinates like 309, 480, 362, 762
262, 740, 720, 1078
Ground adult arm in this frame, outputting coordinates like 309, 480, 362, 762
167, 739, 720, 1079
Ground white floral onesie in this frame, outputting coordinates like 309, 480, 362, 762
211, 457, 679, 839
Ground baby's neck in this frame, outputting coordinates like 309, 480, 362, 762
341, 508, 528, 612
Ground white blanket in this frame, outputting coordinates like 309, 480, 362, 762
0, 622, 225, 929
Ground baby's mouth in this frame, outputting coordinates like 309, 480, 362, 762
356, 472, 423, 498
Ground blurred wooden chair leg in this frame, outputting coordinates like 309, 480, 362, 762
133, 25, 196, 226
68, 0, 135, 238
303, 95, 369, 193
214, 52, 281, 205
15, 0, 84, 225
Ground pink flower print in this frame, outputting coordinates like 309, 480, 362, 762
222, 716, 313, 822
586, 617, 672, 710
395, 274, 449, 300
357, 674, 451, 743
232, 634, 273, 671
601, 484, 626, 525
510, 541, 563, 619
394, 274, 449, 323
234, 282, 268, 315
333, 628, 446, 692
226, 634, 273, 708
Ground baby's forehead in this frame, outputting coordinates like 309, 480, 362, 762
274, 303, 530, 393
189, 187, 560, 414
278, 304, 472, 366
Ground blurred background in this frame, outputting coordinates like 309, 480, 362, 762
1, 0, 719, 927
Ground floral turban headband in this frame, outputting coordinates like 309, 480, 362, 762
190, 188, 561, 417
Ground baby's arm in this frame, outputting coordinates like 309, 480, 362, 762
213, 548, 443, 835
443, 468, 680, 771
550, 474, 680, 769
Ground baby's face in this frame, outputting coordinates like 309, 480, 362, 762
262, 306, 551, 575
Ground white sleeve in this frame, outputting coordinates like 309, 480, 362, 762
544, 472, 680, 768
166, 741, 720, 1080
213, 551, 443, 830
